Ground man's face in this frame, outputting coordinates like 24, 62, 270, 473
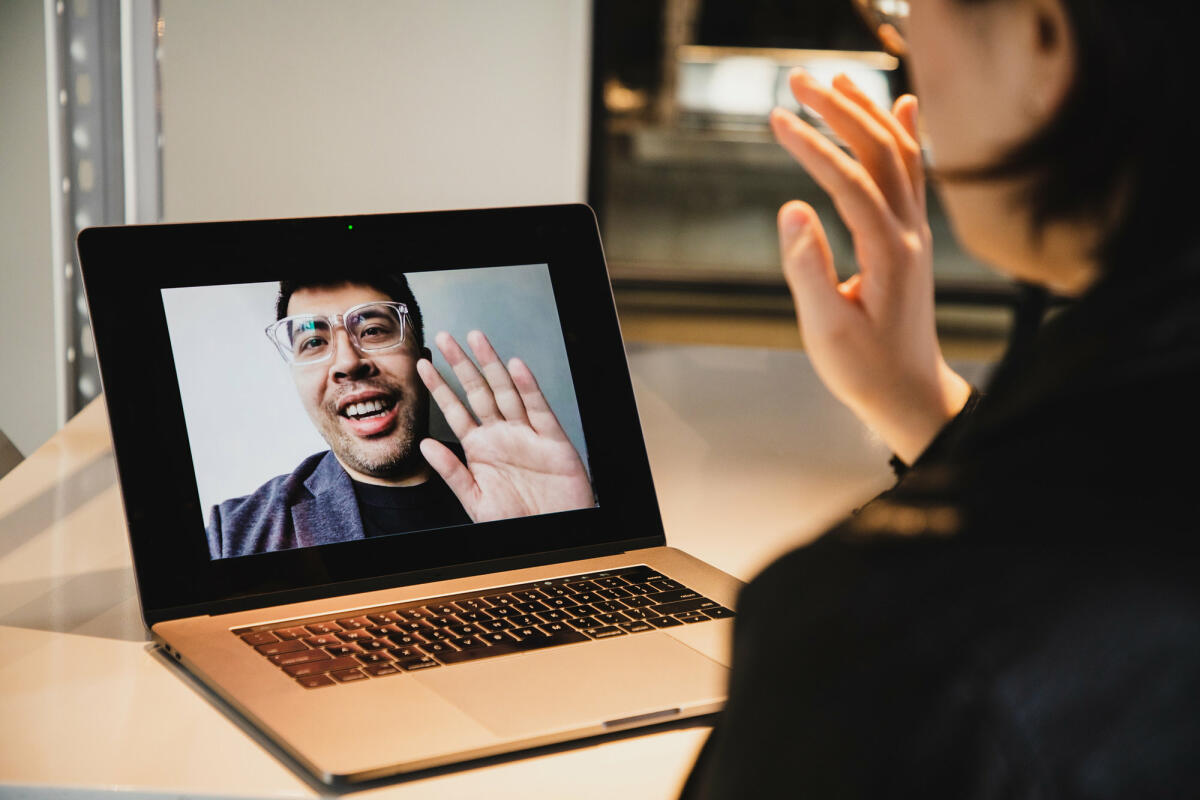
285, 283, 428, 481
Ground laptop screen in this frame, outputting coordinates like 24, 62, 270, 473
161, 263, 596, 561
80, 205, 664, 623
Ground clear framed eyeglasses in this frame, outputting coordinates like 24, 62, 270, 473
851, 0, 909, 55
265, 301, 409, 365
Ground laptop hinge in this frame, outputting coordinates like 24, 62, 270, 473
145, 536, 664, 626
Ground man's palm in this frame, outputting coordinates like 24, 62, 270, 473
416, 330, 593, 522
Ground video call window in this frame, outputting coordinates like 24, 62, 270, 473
162, 263, 594, 560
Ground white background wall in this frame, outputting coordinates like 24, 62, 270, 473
159, 0, 591, 222
0, 2, 55, 458
0, 0, 590, 458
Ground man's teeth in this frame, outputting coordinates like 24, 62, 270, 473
344, 399, 389, 419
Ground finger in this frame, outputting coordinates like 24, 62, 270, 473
466, 330, 529, 425
506, 357, 569, 441
778, 201, 858, 334
769, 107, 898, 271
435, 331, 502, 425
829, 74, 925, 210
417, 357, 478, 441
790, 69, 917, 224
419, 438, 480, 520
891, 93, 927, 212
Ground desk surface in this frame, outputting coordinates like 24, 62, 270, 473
0, 344, 988, 798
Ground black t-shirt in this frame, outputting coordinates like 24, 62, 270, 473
351, 473, 471, 536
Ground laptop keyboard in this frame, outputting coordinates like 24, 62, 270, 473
232, 565, 734, 689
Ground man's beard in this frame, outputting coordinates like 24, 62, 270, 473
316, 384, 429, 481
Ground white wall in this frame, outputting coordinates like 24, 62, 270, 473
0, 1, 56, 458
158, 0, 592, 222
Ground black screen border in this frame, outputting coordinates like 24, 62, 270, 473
79, 204, 666, 626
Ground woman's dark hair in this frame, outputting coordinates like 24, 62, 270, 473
937, 0, 1200, 272
275, 273, 425, 349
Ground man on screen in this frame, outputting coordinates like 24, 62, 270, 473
205, 273, 595, 558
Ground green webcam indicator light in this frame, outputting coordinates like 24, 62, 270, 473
347, 224, 354, 231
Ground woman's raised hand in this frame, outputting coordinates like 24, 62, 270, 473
770, 70, 971, 465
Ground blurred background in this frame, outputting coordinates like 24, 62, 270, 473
0, 0, 1011, 467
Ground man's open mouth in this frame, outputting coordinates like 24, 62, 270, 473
339, 397, 397, 420
334, 392, 402, 438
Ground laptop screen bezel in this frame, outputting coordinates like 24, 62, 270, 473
78, 205, 667, 626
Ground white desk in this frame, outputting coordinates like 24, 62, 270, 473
0, 344, 989, 798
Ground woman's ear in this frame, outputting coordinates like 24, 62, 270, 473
1024, 0, 1076, 123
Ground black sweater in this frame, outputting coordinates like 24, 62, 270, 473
681, 248, 1200, 799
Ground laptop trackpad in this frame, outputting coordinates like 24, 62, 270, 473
413, 633, 727, 738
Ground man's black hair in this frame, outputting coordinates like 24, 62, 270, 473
934, 0, 1200, 274
275, 273, 425, 349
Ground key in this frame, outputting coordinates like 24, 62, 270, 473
283, 656, 359, 677
653, 597, 717, 616
255, 640, 307, 656
565, 604, 599, 617
296, 674, 335, 688
622, 607, 660, 620
647, 589, 701, 605
417, 641, 457, 657
595, 577, 626, 588
356, 652, 391, 665
394, 656, 440, 671
270, 649, 331, 667
272, 627, 310, 640
360, 639, 391, 651
453, 599, 492, 613
482, 618, 514, 631
364, 663, 400, 677
451, 636, 485, 650
305, 622, 342, 635
240, 631, 278, 646
593, 600, 628, 613
331, 669, 368, 683
586, 626, 626, 639
304, 634, 341, 648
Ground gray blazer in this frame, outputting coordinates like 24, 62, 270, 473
205, 450, 367, 559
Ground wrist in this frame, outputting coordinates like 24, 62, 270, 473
855, 362, 971, 466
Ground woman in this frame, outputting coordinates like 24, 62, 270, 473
683, 0, 1200, 795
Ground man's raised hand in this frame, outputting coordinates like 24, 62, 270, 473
416, 330, 594, 522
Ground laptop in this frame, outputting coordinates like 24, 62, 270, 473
77, 203, 740, 786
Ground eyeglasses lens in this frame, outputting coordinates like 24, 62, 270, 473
281, 303, 405, 363
854, 0, 908, 54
